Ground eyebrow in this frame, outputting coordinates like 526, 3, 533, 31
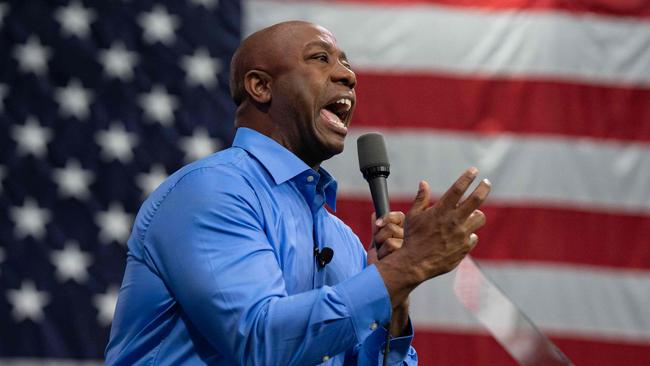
305, 40, 349, 62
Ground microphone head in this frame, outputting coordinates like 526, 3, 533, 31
357, 133, 390, 177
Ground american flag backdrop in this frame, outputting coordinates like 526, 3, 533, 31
1, 0, 649, 365
0, 0, 240, 363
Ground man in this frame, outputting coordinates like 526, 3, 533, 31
106, 21, 490, 365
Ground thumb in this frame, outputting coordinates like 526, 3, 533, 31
409, 180, 430, 214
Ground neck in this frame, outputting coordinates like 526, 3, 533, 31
236, 115, 323, 171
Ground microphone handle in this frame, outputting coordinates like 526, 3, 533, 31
369, 176, 390, 220
368, 176, 390, 250
367, 175, 392, 366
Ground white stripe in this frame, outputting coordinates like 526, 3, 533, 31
410, 260, 650, 343
245, 0, 650, 86
323, 129, 650, 213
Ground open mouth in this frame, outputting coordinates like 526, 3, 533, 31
322, 97, 353, 127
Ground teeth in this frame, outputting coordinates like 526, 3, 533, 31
334, 98, 352, 111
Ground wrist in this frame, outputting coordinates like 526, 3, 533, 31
389, 301, 411, 337
375, 252, 419, 308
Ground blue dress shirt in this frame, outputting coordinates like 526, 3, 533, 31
105, 128, 417, 365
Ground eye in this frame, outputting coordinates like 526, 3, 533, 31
312, 53, 329, 63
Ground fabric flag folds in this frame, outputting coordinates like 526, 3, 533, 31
245, 0, 650, 365
1, 0, 649, 365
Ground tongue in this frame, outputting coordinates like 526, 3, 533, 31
321, 108, 344, 128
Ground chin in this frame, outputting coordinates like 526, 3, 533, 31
320, 140, 345, 161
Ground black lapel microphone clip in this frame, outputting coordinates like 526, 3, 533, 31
314, 247, 334, 268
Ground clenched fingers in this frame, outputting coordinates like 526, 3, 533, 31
377, 238, 403, 259
372, 211, 406, 254
374, 223, 404, 243
376, 211, 405, 228
370, 211, 406, 237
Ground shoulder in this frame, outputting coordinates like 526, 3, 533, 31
128, 147, 264, 251
158, 147, 263, 201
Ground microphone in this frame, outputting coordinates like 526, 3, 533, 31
357, 133, 391, 235
357, 133, 392, 366
314, 247, 334, 268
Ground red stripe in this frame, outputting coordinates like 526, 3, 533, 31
335, 197, 650, 269
412, 328, 650, 366
351, 72, 650, 143
333, 0, 650, 18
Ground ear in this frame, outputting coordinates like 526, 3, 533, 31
243, 70, 272, 104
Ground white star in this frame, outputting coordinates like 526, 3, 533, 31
93, 285, 119, 326
181, 48, 221, 88
0, 83, 7, 112
95, 122, 138, 163
138, 85, 178, 126
99, 42, 139, 81
138, 6, 179, 45
53, 159, 95, 200
190, 0, 219, 9
9, 198, 51, 240
10, 116, 53, 158
55, 79, 93, 120
136, 165, 168, 197
50, 241, 93, 283
13, 36, 52, 75
179, 127, 221, 162
95, 203, 132, 244
7, 281, 50, 322
0, 3, 9, 28
55, 1, 96, 39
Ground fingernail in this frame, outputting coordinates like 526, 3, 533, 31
483, 178, 491, 185
375, 218, 383, 226
469, 167, 478, 176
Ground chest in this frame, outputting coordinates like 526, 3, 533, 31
258, 184, 365, 295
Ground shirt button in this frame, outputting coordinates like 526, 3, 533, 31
369, 321, 378, 330
307, 175, 314, 182
322, 355, 330, 362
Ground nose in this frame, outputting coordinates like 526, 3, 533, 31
332, 61, 356, 89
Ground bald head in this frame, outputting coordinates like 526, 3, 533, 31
229, 21, 329, 106
226, 20, 356, 167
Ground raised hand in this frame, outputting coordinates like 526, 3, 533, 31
404, 167, 490, 278
376, 167, 491, 308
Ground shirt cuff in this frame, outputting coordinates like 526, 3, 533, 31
363, 318, 415, 365
385, 319, 415, 365
334, 264, 392, 344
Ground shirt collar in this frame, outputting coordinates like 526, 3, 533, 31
232, 127, 338, 211
316, 168, 338, 212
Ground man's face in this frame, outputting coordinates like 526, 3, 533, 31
270, 24, 356, 168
